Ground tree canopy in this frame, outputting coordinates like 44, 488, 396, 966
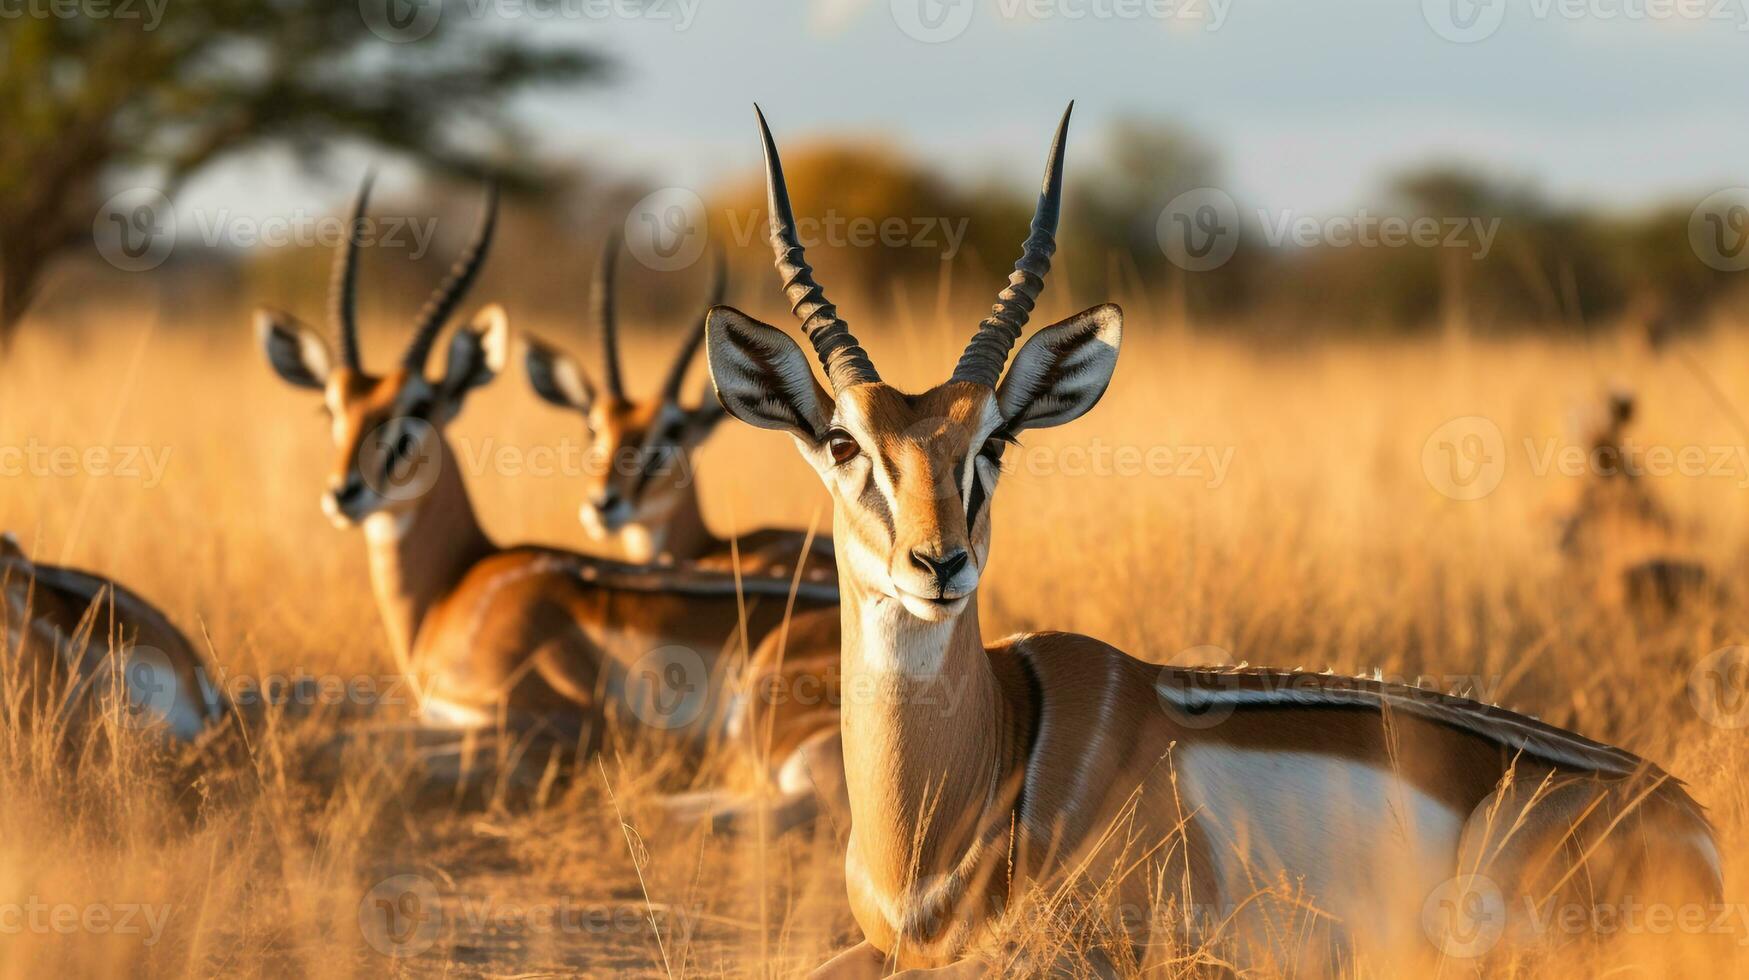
0, 3, 603, 338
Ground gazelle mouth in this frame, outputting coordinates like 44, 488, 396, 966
896, 589, 971, 621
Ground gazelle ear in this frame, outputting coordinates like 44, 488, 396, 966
705, 305, 831, 441
438, 304, 509, 402
995, 304, 1122, 433
525, 333, 597, 414
256, 307, 332, 390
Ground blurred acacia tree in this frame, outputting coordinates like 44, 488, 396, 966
709, 141, 966, 308
0, 4, 602, 340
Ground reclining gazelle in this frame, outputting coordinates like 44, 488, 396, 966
1, 531, 225, 747
255, 175, 845, 826
521, 234, 847, 824
524, 236, 835, 576
707, 104, 1723, 974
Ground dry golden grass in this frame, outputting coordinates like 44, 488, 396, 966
3, 293, 1748, 977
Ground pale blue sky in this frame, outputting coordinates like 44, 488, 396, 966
185, 0, 1749, 223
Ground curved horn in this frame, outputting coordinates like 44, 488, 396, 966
330, 172, 375, 370
658, 245, 726, 404
403, 181, 499, 372
755, 105, 880, 391
951, 102, 1073, 387
594, 231, 626, 399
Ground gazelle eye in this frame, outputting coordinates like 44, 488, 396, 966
826, 429, 859, 465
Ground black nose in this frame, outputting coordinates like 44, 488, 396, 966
910, 547, 969, 586
332, 475, 367, 507
594, 489, 623, 512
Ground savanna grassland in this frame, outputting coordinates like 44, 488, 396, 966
3, 286, 1749, 977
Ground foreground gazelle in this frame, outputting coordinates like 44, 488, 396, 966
2, 532, 224, 745
527, 237, 835, 575
707, 105, 1723, 973
256, 176, 843, 822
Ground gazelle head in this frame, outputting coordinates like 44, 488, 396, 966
256, 176, 508, 528
523, 238, 726, 540
707, 105, 1120, 623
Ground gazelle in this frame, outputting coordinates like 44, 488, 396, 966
255, 176, 844, 825
522, 236, 847, 824
524, 235, 836, 575
1559, 389, 1712, 617
1, 531, 224, 745
707, 105, 1723, 973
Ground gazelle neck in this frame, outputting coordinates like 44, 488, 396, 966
609, 486, 716, 564
837, 568, 1016, 908
361, 436, 495, 668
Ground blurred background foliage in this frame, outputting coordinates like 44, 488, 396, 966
4, 10, 1741, 343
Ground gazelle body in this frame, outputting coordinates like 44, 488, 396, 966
1, 532, 224, 745
708, 106, 1722, 973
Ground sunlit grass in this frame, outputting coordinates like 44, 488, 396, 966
1, 299, 1747, 976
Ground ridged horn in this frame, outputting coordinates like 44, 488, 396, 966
402, 181, 499, 372
658, 245, 727, 405
594, 230, 626, 399
754, 105, 880, 391
951, 102, 1073, 387
330, 172, 375, 370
